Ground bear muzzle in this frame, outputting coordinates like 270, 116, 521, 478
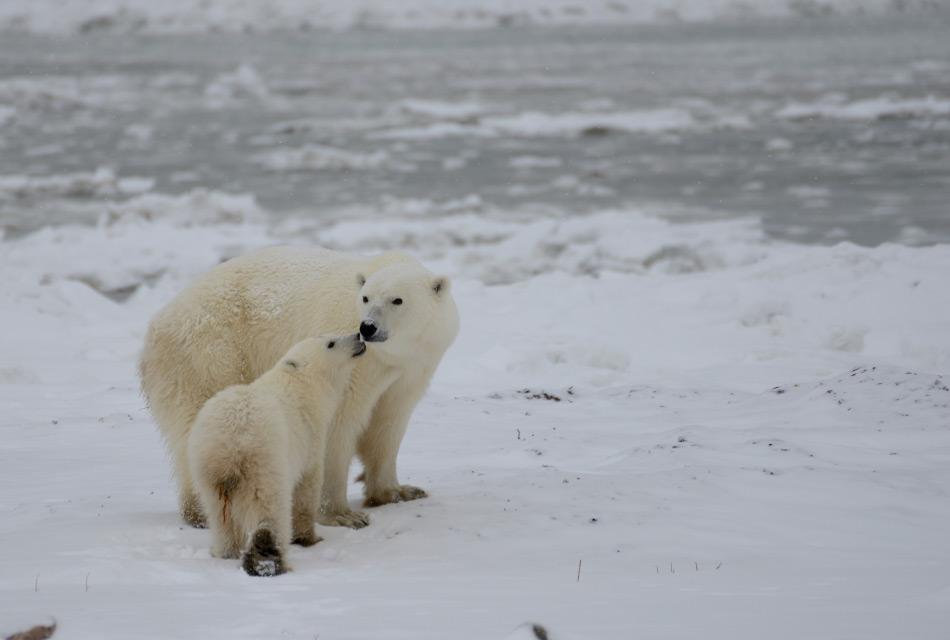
360, 320, 387, 342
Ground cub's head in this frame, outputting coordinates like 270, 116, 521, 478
280, 333, 365, 380
356, 263, 457, 362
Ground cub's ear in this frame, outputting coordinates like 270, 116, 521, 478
284, 359, 299, 370
432, 276, 450, 296
356, 273, 366, 287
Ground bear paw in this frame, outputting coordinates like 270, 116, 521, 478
321, 509, 370, 529
242, 528, 286, 577
291, 529, 323, 547
364, 484, 428, 507
182, 500, 208, 529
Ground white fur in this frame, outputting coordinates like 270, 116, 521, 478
187, 335, 363, 573
140, 247, 459, 529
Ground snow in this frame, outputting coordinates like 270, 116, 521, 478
483, 109, 697, 137
204, 64, 271, 103
398, 99, 486, 122
0, 167, 152, 200
0, 0, 944, 33
255, 146, 392, 172
777, 95, 950, 121
374, 109, 714, 140
2, 194, 950, 638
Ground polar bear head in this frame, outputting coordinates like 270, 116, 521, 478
356, 263, 459, 363
280, 333, 366, 381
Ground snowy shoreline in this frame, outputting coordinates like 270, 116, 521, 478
2, 193, 949, 638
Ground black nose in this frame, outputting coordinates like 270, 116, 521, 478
359, 321, 377, 339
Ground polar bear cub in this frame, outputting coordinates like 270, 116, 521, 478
188, 333, 366, 576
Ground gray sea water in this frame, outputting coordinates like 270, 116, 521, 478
1, 16, 948, 244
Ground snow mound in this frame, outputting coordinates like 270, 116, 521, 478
317, 210, 764, 284
1, 189, 268, 299
771, 366, 950, 418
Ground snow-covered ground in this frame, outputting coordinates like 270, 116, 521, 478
0, 0, 945, 33
2, 3, 949, 636
2, 193, 950, 638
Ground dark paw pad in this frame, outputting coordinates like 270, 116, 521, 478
242, 528, 286, 577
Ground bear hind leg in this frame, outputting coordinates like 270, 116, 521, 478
174, 442, 208, 529
291, 470, 323, 547
235, 479, 292, 577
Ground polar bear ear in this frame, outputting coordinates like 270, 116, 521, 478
432, 276, 450, 296
356, 273, 366, 287
284, 359, 299, 370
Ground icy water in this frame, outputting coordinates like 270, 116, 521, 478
1, 16, 949, 244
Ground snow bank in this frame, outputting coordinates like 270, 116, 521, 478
2, 194, 950, 638
0, 0, 943, 34
1, 189, 268, 298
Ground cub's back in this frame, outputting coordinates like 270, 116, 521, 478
191, 383, 290, 466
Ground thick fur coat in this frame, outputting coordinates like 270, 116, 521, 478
140, 247, 459, 529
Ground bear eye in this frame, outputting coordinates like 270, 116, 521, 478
327, 341, 335, 349
392, 298, 403, 306
362, 296, 368, 304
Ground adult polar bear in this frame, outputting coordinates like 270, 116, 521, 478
139, 246, 459, 529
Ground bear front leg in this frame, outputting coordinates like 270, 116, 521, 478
291, 470, 323, 547
358, 384, 428, 508
318, 427, 370, 529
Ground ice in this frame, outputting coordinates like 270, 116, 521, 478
482, 109, 697, 137
398, 99, 486, 121
777, 95, 950, 121
255, 145, 391, 172
509, 156, 564, 169
0, 0, 942, 33
375, 108, 702, 140
204, 64, 271, 105
0, 167, 151, 200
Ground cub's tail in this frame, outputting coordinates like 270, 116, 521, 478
214, 474, 241, 526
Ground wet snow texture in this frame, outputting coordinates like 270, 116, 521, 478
2, 201, 950, 639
